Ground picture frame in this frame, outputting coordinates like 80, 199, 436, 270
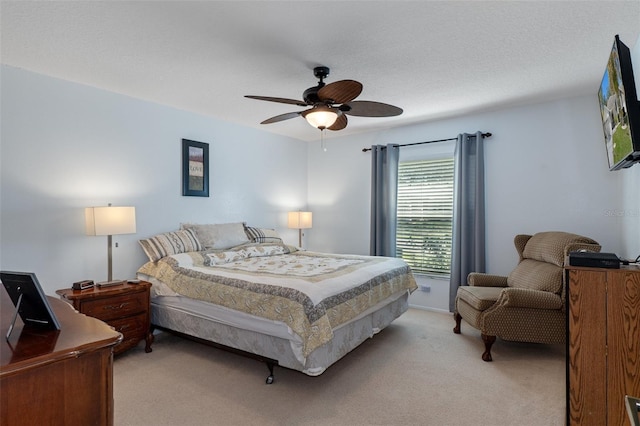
182, 139, 209, 197
1, 271, 61, 340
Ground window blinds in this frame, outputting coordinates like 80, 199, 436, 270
396, 158, 454, 276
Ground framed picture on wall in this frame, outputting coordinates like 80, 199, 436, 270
182, 139, 209, 197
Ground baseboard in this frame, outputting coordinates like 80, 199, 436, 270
408, 304, 451, 314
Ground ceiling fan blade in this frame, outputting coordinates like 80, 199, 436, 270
341, 100, 403, 117
318, 80, 363, 104
260, 111, 303, 124
245, 95, 307, 107
328, 114, 348, 131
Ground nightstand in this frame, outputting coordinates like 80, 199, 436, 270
56, 281, 153, 355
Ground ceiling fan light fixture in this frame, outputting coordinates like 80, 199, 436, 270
302, 106, 339, 130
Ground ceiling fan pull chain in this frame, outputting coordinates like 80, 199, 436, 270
321, 129, 327, 152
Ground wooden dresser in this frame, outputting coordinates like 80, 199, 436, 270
56, 281, 153, 355
1, 291, 122, 426
566, 265, 640, 425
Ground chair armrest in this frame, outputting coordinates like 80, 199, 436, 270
467, 273, 508, 287
496, 288, 563, 309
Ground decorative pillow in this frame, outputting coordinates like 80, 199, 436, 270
181, 222, 249, 250
244, 226, 283, 244
139, 229, 202, 262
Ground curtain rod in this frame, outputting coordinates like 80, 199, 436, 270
361, 132, 492, 152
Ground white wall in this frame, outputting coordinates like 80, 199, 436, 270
308, 94, 635, 311
1, 66, 308, 295
621, 164, 640, 258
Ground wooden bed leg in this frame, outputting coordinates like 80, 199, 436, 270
145, 330, 154, 353
453, 312, 462, 334
265, 361, 275, 384
145, 324, 155, 353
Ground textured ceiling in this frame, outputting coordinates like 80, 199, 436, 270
2, 1, 639, 141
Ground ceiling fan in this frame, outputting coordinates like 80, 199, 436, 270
245, 66, 403, 131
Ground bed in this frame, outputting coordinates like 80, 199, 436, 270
136, 223, 417, 382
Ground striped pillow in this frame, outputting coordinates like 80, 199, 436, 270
139, 229, 201, 262
244, 226, 283, 244
180, 222, 249, 249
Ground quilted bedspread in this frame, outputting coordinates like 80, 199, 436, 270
138, 244, 417, 356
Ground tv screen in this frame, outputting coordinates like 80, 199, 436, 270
597, 35, 640, 170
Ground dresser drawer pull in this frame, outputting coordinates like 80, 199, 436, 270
106, 302, 130, 311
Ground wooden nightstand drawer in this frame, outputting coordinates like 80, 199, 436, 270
109, 312, 147, 336
82, 291, 147, 321
109, 313, 148, 354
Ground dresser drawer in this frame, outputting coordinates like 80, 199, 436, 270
81, 291, 147, 321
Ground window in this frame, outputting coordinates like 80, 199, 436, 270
396, 157, 454, 276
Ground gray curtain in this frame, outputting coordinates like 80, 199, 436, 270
449, 132, 486, 312
370, 144, 399, 257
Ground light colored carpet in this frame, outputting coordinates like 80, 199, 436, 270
113, 308, 565, 426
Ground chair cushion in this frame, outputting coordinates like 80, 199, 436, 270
522, 231, 598, 267
456, 286, 503, 311
498, 288, 563, 310
507, 259, 563, 293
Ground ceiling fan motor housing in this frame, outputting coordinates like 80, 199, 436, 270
303, 85, 324, 104
303, 66, 331, 104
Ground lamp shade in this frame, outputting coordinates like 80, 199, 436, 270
85, 206, 136, 236
288, 211, 312, 229
302, 107, 339, 130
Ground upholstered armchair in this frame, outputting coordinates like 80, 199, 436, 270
453, 231, 601, 361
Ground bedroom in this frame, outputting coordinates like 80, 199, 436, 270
1, 1, 639, 310
1, 1, 640, 424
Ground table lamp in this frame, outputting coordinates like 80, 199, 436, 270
85, 204, 136, 285
288, 211, 312, 248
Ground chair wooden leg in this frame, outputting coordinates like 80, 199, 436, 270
481, 334, 496, 362
453, 313, 462, 334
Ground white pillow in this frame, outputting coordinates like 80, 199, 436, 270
181, 222, 249, 250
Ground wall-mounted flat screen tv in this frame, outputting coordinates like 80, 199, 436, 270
597, 35, 640, 170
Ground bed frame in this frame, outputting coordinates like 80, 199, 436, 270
151, 323, 279, 384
